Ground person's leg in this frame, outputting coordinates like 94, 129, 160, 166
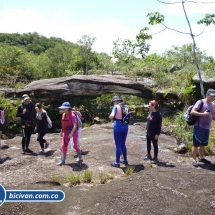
144, 135, 152, 160
37, 133, 46, 153
73, 138, 82, 161
57, 134, 69, 165
77, 128, 82, 148
21, 127, 27, 153
113, 126, 122, 165
152, 138, 158, 159
199, 145, 205, 158
192, 135, 200, 167
25, 126, 32, 150
121, 125, 128, 163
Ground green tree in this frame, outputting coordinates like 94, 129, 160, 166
147, 1, 215, 98
77, 35, 96, 75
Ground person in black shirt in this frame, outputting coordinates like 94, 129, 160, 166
16, 96, 35, 154
34, 103, 48, 155
143, 100, 162, 164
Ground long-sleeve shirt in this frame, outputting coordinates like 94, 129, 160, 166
146, 111, 162, 137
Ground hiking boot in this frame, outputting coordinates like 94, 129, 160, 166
56, 161, 65, 166
44, 142, 49, 149
111, 162, 120, 168
25, 148, 33, 153
192, 160, 198, 167
143, 154, 152, 160
198, 157, 211, 164
120, 160, 128, 165
38, 151, 45, 155
152, 158, 159, 164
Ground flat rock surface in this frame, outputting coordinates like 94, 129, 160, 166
1, 122, 215, 215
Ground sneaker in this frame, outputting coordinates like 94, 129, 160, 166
44, 142, 49, 149
21, 151, 25, 154
25, 148, 33, 153
38, 151, 45, 155
192, 160, 198, 167
144, 154, 152, 160
120, 160, 128, 165
111, 162, 120, 168
152, 158, 159, 164
57, 161, 65, 166
198, 157, 211, 163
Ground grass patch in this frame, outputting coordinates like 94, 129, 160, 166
98, 171, 112, 184
50, 175, 64, 184
125, 166, 135, 175
82, 170, 93, 183
67, 172, 81, 185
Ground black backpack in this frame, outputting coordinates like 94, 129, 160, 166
184, 100, 203, 126
118, 102, 131, 125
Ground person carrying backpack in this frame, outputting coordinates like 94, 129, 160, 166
109, 96, 129, 168
190, 89, 215, 167
0, 106, 5, 156
143, 100, 162, 164
16, 96, 35, 154
34, 103, 49, 155
57, 102, 82, 165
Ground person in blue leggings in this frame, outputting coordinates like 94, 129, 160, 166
109, 96, 128, 168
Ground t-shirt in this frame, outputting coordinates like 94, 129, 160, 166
146, 111, 162, 138
194, 99, 215, 130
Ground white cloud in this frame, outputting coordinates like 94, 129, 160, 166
0, 7, 214, 58
164, 0, 215, 16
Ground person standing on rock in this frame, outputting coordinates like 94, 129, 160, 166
16, 96, 35, 154
34, 103, 49, 155
191, 89, 215, 167
143, 100, 162, 164
57, 102, 82, 165
109, 96, 128, 168
0, 105, 5, 156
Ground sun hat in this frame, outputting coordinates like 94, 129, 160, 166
206, 89, 215, 96
23, 97, 30, 102
59, 102, 72, 109
22, 94, 29, 98
111, 96, 123, 106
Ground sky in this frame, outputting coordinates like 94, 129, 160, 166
0, 0, 215, 58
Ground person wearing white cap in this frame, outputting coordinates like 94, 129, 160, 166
16, 96, 35, 154
191, 89, 215, 167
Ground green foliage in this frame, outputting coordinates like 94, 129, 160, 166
147, 12, 164, 25
125, 166, 135, 175
82, 170, 93, 183
197, 14, 215, 26
67, 172, 81, 185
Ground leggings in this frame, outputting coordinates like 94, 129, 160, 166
146, 134, 158, 158
113, 121, 128, 164
37, 132, 46, 149
62, 133, 80, 154
22, 126, 32, 150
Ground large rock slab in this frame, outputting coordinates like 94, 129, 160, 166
5, 75, 156, 99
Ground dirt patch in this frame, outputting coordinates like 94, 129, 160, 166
1, 123, 215, 214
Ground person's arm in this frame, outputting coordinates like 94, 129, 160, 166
16, 105, 24, 117
109, 106, 117, 119
155, 113, 162, 140
68, 112, 77, 138
190, 101, 209, 117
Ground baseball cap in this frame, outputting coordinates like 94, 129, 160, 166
22, 94, 29, 98
59, 102, 72, 109
206, 89, 215, 96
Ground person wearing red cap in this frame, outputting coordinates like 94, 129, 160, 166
143, 100, 162, 164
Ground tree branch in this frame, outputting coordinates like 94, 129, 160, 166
157, 0, 215, 4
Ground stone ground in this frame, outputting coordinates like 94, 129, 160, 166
1, 122, 215, 215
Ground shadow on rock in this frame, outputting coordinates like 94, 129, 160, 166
157, 161, 176, 168
121, 164, 145, 173
0, 156, 11, 164
66, 162, 89, 171
198, 163, 215, 171
45, 150, 57, 157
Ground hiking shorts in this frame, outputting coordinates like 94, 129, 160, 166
193, 126, 210, 147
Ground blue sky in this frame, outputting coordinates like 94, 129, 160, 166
0, 0, 215, 57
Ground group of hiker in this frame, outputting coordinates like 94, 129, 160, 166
1, 89, 215, 168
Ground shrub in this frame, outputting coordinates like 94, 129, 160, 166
67, 172, 81, 185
